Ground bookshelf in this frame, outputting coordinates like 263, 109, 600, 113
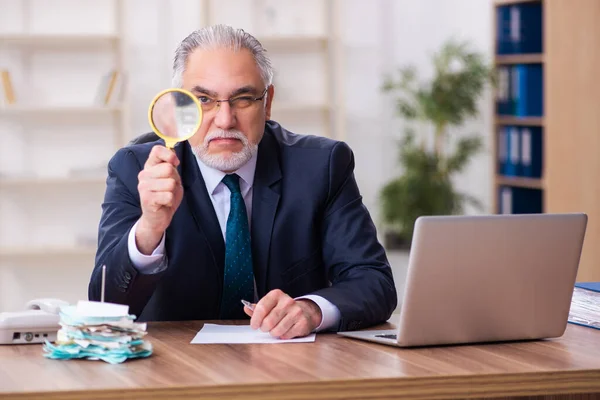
492, 0, 600, 281
0, 0, 128, 299
0, 33, 120, 47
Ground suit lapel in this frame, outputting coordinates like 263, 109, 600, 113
178, 142, 225, 277
251, 132, 282, 297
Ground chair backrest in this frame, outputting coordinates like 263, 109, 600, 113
128, 132, 160, 146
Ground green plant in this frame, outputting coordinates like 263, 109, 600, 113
380, 39, 494, 244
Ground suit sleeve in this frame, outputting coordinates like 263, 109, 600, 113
88, 148, 167, 317
311, 142, 398, 331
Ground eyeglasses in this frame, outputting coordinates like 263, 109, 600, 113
196, 87, 268, 112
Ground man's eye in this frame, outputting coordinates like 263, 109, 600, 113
231, 97, 253, 106
198, 96, 213, 104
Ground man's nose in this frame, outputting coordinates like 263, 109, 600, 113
213, 101, 236, 129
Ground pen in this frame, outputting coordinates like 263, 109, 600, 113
101, 265, 106, 303
241, 299, 255, 311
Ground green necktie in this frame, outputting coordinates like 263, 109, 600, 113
219, 174, 254, 319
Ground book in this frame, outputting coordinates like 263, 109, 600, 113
1, 69, 16, 105
568, 283, 600, 330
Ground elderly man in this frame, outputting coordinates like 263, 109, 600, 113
89, 25, 396, 339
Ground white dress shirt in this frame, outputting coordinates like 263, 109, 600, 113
127, 150, 341, 332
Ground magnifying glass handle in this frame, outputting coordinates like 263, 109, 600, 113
164, 139, 177, 151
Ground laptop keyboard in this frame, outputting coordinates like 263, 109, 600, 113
375, 334, 397, 339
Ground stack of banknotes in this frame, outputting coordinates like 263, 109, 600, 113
43, 301, 152, 364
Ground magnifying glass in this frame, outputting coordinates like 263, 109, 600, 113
148, 88, 203, 150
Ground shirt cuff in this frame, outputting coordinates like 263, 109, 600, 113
296, 294, 341, 332
127, 219, 167, 274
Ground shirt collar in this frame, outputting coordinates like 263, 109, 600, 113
194, 150, 258, 195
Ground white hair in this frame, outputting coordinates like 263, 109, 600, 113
172, 24, 274, 88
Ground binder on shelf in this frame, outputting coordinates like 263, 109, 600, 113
104, 70, 119, 105
496, 5, 512, 55
1, 69, 16, 105
520, 126, 543, 178
512, 2, 543, 54
512, 63, 543, 117
495, 66, 511, 115
498, 186, 543, 214
502, 126, 520, 177
497, 3, 543, 55
95, 69, 126, 106
497, 127, 507, 175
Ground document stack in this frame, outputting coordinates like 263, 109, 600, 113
43, 301, 152, 364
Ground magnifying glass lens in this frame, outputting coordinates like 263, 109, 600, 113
148, 89, 202, 149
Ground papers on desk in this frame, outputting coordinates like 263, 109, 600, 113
568, 286, 600, 330
191, 323, 316, 344
43, 301, 152, 364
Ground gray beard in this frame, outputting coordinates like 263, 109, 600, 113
191, 129, 258, 172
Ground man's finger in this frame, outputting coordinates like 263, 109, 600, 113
279, 320, 308, 340
250, 290, 282, 330
268, 309, 298, 338
144, 178, 179, 192
145, 145, 180, 168
260, 295, 295, 332
151, 191, 175, 207
145, 163, 180, 180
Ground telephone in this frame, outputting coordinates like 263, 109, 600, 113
0, 298, 69, 345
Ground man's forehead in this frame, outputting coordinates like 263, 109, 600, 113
185, 47, 259, 73
182, 47, 263, 91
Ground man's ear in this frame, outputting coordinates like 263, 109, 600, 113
265, 85, 275, 120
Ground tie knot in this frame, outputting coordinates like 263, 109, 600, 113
222, 174, 241, 194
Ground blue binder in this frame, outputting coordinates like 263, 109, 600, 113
498, 186, 543, 214
506, 3, 543, 54
496, 6, 512, 54
497, 127, 507, 175
512, 64, 543, 117
495, 66, 511, 115
519, 126, 543, 178
576, 282, 600, 292
504, 126, 520, 177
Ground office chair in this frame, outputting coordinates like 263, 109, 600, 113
128, 132, 160, 146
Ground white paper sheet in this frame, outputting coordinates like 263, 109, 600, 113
190, 323, 316, 344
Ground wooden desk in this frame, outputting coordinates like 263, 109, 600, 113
1, 321, 600, 400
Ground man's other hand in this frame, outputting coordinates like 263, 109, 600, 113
244, 289, 322, 339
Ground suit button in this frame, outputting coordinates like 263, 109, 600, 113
118, 287, 127, 293
124, 272, 132, 281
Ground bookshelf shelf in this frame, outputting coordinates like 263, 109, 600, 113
495, 116, 544, 126
495, 54, 544, 65
0, 105, 124, 115
0, 176, 106, 187
0, 246, 96, 258
272, 103, 330, 113
496, 176, 544, 190
258, 35, 328, 50
0, 33, 119, 47
494, 0, 541, 5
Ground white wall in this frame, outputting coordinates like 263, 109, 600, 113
0, 0, 494, 311
341, 0, 495, 232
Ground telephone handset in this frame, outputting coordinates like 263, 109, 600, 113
0, 298, 69, 345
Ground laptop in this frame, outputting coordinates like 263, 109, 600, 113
338, 213, 588, 347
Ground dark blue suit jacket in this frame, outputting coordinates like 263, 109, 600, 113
89, 121, 397, 331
